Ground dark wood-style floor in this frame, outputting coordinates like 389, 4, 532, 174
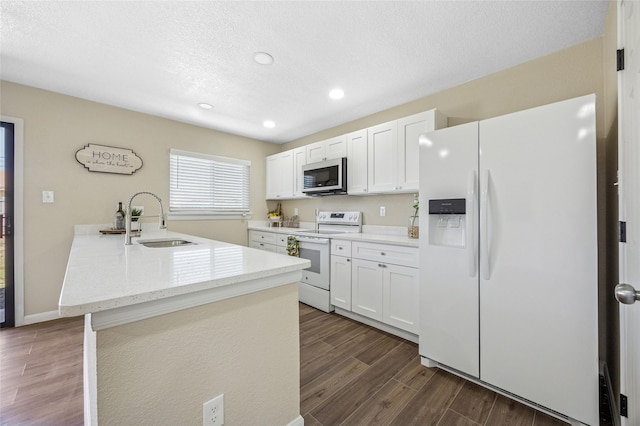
298, 303, 567, 426
1, 304, 578, 425
0, 316, 84, 425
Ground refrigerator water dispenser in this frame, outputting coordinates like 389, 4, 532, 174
428, 199, 466, 247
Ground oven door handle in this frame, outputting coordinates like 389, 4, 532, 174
295, 236, 330, 244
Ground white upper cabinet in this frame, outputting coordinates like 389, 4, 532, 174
292, 146, 307, 198
264, 109, 446, 200
265, 150, 294, 200
367, 120, 398, 193
347, 109, 447, 196
347, 129, 368, 195
306, 135, 347, 164
396, 110, 447, 192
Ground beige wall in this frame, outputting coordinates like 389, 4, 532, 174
0, 81, 280, 316
96, 283, 300, 425
277, 36, 610, 228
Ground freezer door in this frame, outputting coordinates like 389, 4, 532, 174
419, 121, 480, 378
478, 94, 598, 425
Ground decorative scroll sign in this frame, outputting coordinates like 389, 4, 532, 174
76, 144, 143, 175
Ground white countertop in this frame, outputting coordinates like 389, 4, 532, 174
59, 230, 310, 319
247, 224, 315, 234
326, 232, 419, 248
248, 224, 419, 248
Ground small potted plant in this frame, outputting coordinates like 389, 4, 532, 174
131, 208, 143, 232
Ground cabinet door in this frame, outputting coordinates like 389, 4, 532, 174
367, 121, 397, 193
396, 111, 435, 192
324, 135, 347, 159
292, 147, 307, 198
306, 136, 347, 163
279, 151, 294, 198
330, 255, 352, 310
265, 151, 294, 199
306, 141, 325, 164
265, 154, 281, 199
383, 264, 419, 333
351, 258, 383, 321
347, 129, 368, 194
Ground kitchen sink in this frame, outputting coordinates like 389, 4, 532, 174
137, 238, 195, 248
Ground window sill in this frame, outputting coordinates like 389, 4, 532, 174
168, 212, 253, 221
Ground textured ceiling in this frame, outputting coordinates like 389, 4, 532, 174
0, 1, 609, 144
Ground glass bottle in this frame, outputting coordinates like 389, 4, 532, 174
115, 202, 125, 229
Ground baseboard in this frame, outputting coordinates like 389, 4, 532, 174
333, 307, 418, 343
286, 414, 304, 426
23, 310, 60, 326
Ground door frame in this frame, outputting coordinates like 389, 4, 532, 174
617, 0, 640, 424
1, 115, 24, 327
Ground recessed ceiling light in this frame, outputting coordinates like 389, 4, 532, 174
263, 120, 276, 128
329, 88, 344, 100
254, 52, 274, 65
198, 103, 213, 110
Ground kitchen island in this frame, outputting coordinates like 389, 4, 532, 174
59, 227, 310, 426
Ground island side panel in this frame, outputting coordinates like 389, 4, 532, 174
94, 283, 300, 425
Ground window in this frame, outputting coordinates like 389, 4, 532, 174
169, 149, 251, 219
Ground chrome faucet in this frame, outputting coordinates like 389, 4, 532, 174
125, 191, 167, 245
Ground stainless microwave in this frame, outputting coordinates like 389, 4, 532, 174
302, 157, 347, 196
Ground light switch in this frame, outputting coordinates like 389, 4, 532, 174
42, 191, 55, 203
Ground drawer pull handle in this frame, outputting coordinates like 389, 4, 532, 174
378, 263, 386, 268
380, 252, 386, 256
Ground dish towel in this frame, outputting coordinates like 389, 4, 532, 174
286, 235, 299, 257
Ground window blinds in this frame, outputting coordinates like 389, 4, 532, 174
169, 149, 250, 216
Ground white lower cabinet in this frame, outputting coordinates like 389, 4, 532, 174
351, 258, 384, 321
382, 263, 419, 333
249, 230, 288, 254
249, 230, 277, 252
330, 255, 352, 310
331, 240, 419, 335
330, 239, 352, 310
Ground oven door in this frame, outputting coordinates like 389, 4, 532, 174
296, 235, 330, 290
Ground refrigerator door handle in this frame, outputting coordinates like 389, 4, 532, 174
467, 171, 477, 277
480, 169, 491, 280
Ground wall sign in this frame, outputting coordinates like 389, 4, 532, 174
76, 144, 143, 175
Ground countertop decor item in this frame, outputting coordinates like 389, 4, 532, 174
76, 143, 143, 175
408, 193, 419, 238
99, 228, 126, 234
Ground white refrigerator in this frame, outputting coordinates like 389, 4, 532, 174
418, 94, 599, 425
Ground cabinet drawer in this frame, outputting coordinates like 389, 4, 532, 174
276, 234, 289, 246
249, 230, 277, 245
352, 242, 418, 268
331, 239, 352, 257
249, 240, 277, 252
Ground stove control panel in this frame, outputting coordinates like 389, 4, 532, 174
317, 211, 361, 225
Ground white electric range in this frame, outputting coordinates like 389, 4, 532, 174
291, 211, 362, 312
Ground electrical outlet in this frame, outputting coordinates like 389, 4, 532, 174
379, 206, 386, 217
42, 190, 55, 203
203, 394, 224, 426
